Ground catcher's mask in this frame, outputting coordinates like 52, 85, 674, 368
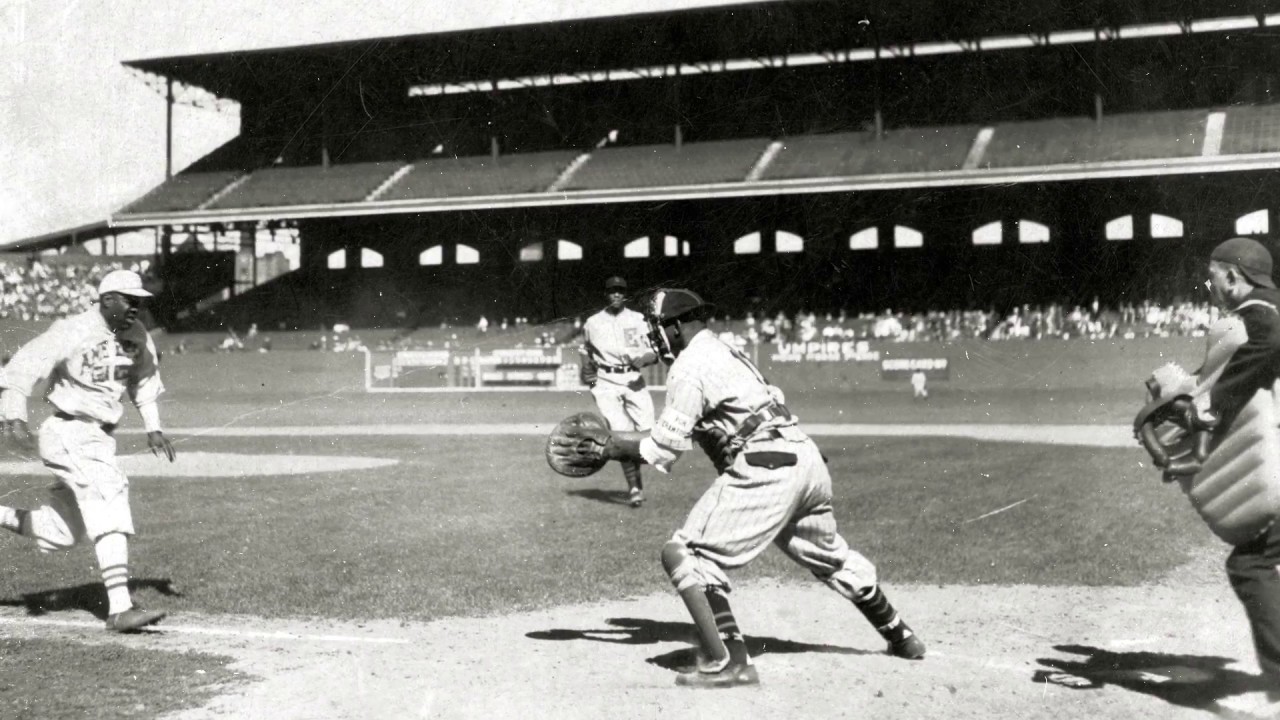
645, 288, 711, 364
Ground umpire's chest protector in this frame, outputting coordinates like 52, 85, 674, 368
1178, 384, 1280, 545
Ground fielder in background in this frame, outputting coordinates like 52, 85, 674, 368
0, 270, 176, 633
551, 288, 925, 687
580, 276, 656, 508
910, 369, 928, 400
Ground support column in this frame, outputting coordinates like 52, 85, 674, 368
165, 78, 174, 180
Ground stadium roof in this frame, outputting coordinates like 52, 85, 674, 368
124, 0, 1277, 102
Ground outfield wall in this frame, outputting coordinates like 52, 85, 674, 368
151, 336, 1206, 396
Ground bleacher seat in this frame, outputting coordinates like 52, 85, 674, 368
1220, 104, 1280, 155
763, 126, 978, 179
208, 162, 405, 209
121, 171, 244, 213
981, 110, 1207, 167
562, 138, 771, 190
378, 151, 580, 200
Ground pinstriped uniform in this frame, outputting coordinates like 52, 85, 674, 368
641, 329, 876, 593
582, 307, 654, 432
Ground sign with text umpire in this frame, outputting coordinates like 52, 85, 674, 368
880, 357, 950, 381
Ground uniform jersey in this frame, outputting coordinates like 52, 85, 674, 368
0, 308, 163, 428
582, 307, 650, 387
642, 329, 801, 471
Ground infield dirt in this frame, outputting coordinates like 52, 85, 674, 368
0, 422, 1264, 720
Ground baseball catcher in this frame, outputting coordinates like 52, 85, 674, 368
548, 287, 925, 688
1137, 237, 1280, 705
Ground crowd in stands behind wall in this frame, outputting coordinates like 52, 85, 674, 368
744, 299, 1218, 346
0, 257, 152, 322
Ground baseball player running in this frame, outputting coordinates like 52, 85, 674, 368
0, 270, 175, 632
580, 288, 926, 687
580, 276, 656, 507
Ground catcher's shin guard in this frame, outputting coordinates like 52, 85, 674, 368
662, 540, 729, 664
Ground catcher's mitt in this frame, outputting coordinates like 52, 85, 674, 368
1133, 393, 1217, 479
546, 411, 613, 477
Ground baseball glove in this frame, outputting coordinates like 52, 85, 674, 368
1133, 393, 1217, 480
546, 411, 613, 477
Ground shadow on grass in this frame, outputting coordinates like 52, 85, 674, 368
0, 578, 182, 620
1034, 644, 1270, 709
527, 616, 871, 672
564, 488, 634, 506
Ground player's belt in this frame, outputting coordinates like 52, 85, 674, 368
598, 363, 633, 373
53, 410, 116, 435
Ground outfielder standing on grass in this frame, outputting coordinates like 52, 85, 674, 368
549, 288, 925, 688
579, 276, 656, 508
0, 270, 175, 633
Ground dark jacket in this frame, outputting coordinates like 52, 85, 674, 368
1210, 287, 1280, 425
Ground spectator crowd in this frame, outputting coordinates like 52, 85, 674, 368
0, 257, 152, 322
724, 299, 1221, 347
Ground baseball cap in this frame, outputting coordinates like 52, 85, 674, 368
97, 270, 153, 298
605, 276, 627, 291
1212, 237, 1276, 289
648, 288, 713, 323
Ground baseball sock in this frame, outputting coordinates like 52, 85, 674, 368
706, 588, 750, 666
622, 461, 643, 492
94, 533, 132, 616
853, 584, 914, 643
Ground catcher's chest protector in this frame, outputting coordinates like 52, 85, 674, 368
1178, 385, 1280, 545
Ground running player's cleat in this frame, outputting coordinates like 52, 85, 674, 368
629, 488, 644, 507
105, 607, 166, 633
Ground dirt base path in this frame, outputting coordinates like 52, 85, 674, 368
0, 563, 1258, 720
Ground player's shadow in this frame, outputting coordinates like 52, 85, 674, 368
564, 488, 634, 506
527, 616, 872, 671
0, 578, 182, 620
1034, 644, 1271, 710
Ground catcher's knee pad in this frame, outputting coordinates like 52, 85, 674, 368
662, 536, 732, 593
815, 567, 877, 603
662, 540, 704, 593
28, 504, 82, 553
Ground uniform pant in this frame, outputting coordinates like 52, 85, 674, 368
590, 379, 654, 432
675, 436, 876, 593
1227, 521, 1280, 688
29, 415, 134, 551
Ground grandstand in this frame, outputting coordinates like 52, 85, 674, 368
7, 0, 1280, 333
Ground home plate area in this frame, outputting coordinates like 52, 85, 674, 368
0, 451, 398, 478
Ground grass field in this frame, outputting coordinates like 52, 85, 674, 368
0, 378, 1259, 719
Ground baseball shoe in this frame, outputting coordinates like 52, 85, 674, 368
675, 653, 760, 688
628, 488, 644, 508
887, 624, 926, 659
105, 606, 167, 633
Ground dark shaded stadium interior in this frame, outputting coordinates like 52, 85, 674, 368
160, 171, 1268, 332
106, 0, 1280, 332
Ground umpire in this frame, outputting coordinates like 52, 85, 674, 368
1203, 236, 1280, 700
